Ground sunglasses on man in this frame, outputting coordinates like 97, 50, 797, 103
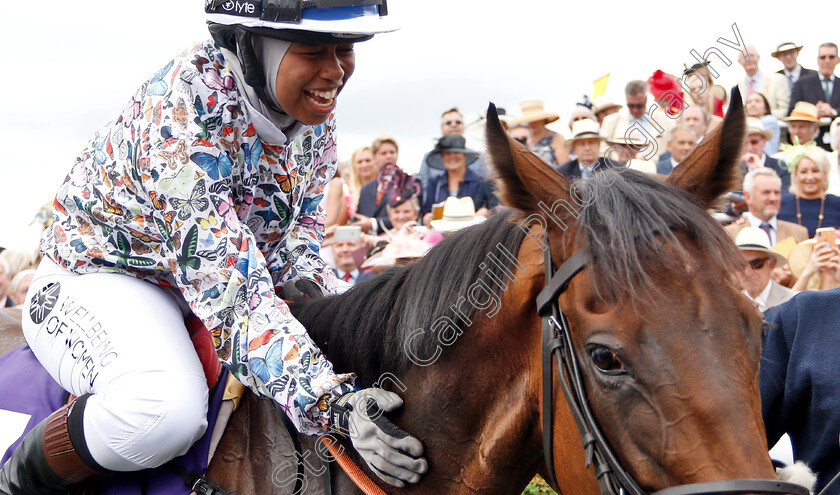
748, 257, 771, 269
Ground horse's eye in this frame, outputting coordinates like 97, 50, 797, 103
588, 345, 626, 375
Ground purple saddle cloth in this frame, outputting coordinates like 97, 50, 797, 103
0, 344, 227, 495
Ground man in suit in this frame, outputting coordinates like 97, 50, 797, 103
741, 117, 791, 191
737, 45, 790, 120
789, 42, 840, 151
600, 80, 675, 161
0, 258, 12, 308
772, 42, 817, 91
725, 168, 809, 245
556, 119, 619, 179
332, 240, 361, 287
734, 227, 797, 312
656, 125, 698, 175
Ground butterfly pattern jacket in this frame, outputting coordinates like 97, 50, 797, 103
40, 40, 354, 434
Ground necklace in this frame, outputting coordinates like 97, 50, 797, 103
795, 195, 825, 230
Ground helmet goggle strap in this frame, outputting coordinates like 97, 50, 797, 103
206, 0, 387, 24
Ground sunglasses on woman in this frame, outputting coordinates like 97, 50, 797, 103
748, 257, 770, 269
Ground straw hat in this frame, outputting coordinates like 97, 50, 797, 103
735, 227, 788, 266
771, 42, 803, 58
746, 117, 774, 140
606, 124, 648, 147
784, 101, 820, 123
509, 100, 560, 125
591, 95, 622, 116
566, 119, 606, 146
361, 230, 433, 269
626, 159, 657, 174
430, 197, 486, 232
787, 235, 840, 278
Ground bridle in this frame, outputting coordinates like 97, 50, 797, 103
536, 238, 809, 495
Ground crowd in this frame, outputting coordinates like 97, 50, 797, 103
1, 6, 839, 491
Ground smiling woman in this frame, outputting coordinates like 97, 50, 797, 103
778, 144, 840, 236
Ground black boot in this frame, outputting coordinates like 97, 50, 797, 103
0, 395, 108, 495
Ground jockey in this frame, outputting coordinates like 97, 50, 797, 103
0, 1, 428, 493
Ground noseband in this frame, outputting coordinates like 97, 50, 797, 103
536, 241, 808, 495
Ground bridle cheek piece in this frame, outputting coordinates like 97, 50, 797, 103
536, 238, 808, 495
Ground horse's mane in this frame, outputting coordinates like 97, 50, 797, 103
291, 210, 528, 384
293, 171, 742, 382
572, 167, 743, 302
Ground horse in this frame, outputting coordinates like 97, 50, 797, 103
0, 92, 807, 494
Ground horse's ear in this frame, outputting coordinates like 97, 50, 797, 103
666, 86, 746, 208
485, 103, 574, 217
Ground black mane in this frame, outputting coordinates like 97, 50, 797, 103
291, 210, 528, 384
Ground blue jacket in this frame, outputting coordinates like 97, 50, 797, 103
761, 288, 840, 493
421, 168, 498, 216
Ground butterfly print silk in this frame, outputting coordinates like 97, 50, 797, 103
41, 40, 352, 434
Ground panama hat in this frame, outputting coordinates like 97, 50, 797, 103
361, 234, 433, 269
771, 42, 803, 58
784, 102, 820, 123
626, 159, 657, 174
735, 227, 788, 266
606, 124, 648, 147
509, 100, 560, 125
591, 95, 622, 116
787, 234, 840, 278
566, 119, 606, 146
430, 197, 486, 232
746, 117, 774, 140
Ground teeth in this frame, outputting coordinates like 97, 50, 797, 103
308, 88, 338, 100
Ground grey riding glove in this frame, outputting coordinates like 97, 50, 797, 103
330, 388, 428, 487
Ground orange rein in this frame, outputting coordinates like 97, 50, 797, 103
320, 436, 387, 495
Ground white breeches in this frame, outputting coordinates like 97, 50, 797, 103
21, 259, 208, 471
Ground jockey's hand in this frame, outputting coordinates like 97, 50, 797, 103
330, 389, 428, 487
278, 276, 328, 303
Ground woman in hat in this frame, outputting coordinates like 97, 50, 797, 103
4, 2, 428, 492
777, 143, 840, 237
420, 135, 498, 226
683, 61, 728, 118
510, 100, 568, 166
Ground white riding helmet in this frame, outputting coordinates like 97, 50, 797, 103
206, 0, 397, 43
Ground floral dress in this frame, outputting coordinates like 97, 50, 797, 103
40, 40, 355, 434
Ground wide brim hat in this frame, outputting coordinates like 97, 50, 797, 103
746, 117, 774, 140
771, 42, 803, 58
788, 237, 840, 277
361, 231, 433, 269
591, 95, 622, 116
429, 134, 471, 155
607, 124, 648, 147
566, 118, 607, 145
430, 197, 486, 232
784, 101, 820, 123
626, 159, 657, 175
735, 227, 788, 266
509, 99, 560, 125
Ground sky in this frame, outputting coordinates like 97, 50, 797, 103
1, 0, 838, 248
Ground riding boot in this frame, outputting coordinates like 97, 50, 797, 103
0, 395, 109, 495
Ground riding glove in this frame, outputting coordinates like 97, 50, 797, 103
330, 388, 428, 487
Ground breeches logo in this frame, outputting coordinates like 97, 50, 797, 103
29, 282, 60, 324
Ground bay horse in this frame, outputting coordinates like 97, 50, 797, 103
0, 93, 805, 494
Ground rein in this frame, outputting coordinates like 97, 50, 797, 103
536, 238, 809, 495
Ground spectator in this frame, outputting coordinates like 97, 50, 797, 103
656, 125, 699, 175
347, 146, 377, 208
590, 95, 622, 124
421, 135, 497, 224
0, 258, 12, 308
601, 80, 675, 161
683, 61, 727, 118
429, 196, 486, 233
777, 143, 840, 237
557, 119, 620, 179
508, 123, 533, 147
325, 164, 353, 228
568, 105, 597, 131
678, 105, 712, 143
355, 135, 420, 234
510, 99, 568, 166
828, 117, 840, 196
605, 128, 648, 164
772, 42, 817, 91
788, 234, 840, 292
746, 92, 781, 155
761, 288, 840, 493
725, 167, 808, 244
734, 227, 797, 312
10, 268, 35, 306
784, 101, 821, 147
741, 118, 791, 192
332, 240, 361, 286
789, 42, 840, 151
417, 107, 486, 198
0, 248, 38, 279
737, 45, 790, 120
